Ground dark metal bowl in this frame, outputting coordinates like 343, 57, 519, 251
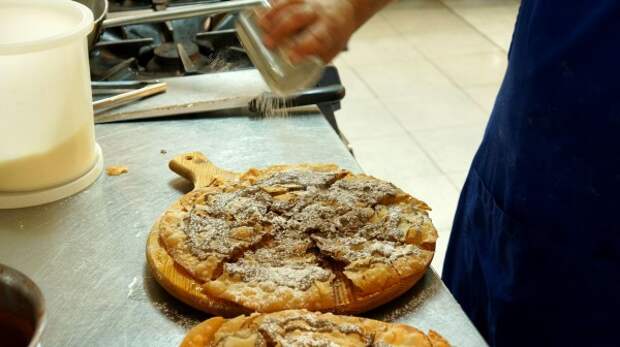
0, 264, 46, 347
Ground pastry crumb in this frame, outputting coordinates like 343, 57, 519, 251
160, 149, 167, 154
106, 166, 128, 176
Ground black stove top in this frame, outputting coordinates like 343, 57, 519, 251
90, 13, 252, 81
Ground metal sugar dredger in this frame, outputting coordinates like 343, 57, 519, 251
235, 2, 325, 96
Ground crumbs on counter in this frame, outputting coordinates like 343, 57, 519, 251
106, 166, 129, 176
160, 149, 167, 154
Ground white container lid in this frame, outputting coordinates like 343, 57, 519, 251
0, 0, 94, 55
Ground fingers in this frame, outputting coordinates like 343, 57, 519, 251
289, 22, 340, 63
257, 0, 350, 64
260, 3, 317, 48
268, 5, 317, 48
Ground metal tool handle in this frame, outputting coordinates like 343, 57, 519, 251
248, 85, 346, 113
284, 85, 346, 107
91, 80, 160, 88
93, 82, 167, 113
101, 0, 265, 28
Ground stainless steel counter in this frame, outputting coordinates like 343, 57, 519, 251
0, 113, 486, 346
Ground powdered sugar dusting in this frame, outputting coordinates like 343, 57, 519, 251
254, 312, 370, 346
178, 168, 434, 299
225, 262, 331, 291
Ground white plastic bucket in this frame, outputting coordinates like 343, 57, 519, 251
0, 0, 103, 208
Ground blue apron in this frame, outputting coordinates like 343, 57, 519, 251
442, 2, 620, 346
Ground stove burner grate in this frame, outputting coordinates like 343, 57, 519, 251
90, 14, 252, 81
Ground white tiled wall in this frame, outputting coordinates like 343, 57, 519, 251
334, 0, 519, 275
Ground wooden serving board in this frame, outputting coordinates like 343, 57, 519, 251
146, 152, 248, 317
146, 152, 427, 317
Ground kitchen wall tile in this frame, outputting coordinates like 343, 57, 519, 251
383, 8, 470, 36
383, 0, 444, 11
354, 13, 400, 39
402, 25, 501, 58
382, 85, 487, 131
335, 64, 377, 101
463, 83, 501, 113
352, 59, 453, 99
447, 170, 469, 191
342, 35, 422, 67
432, 51, 508, 87
413, 123, 486, 173
350, 134, 441, 180
336, 98, 407, 141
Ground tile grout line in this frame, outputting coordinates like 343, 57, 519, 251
438, 0, 511, 54
374, 97, 459, 186
460, 84, 499, 114
445, 173, 465, 192
347, 63, 382, 100
406, 120, 488, 133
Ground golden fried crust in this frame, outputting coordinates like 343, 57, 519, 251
160, 164, 438, 314
180, 317, 225, 347
429, 330, 452, 347
181, 310, 450, 347
159, 188, 229, 282
368, 321, 434, 346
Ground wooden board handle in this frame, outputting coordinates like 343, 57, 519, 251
169, 152, 240, 189
169, 152, 216, 189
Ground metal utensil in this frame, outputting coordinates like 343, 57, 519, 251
72, 0, 109, 50
101, 0, 262, 28
91, 80, 159, 88
248, 84, 346, 113
235, 3, 324, 95
0, 264, 46, 347
93, 88, 136, 95
76, 0, 263, 51
93, 82, 168, 113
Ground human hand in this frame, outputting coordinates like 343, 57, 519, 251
258, 0, 357, 64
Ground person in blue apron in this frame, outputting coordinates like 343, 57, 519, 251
260, 1, 620, 346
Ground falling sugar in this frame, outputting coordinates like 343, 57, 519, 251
252, 92, 290, 118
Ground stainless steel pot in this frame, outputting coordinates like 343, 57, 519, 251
75, 0, 263, 50
73, 0, 109, 50
0, 264, 46, 347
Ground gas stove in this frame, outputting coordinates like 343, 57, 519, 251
91, 13, 249, 81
